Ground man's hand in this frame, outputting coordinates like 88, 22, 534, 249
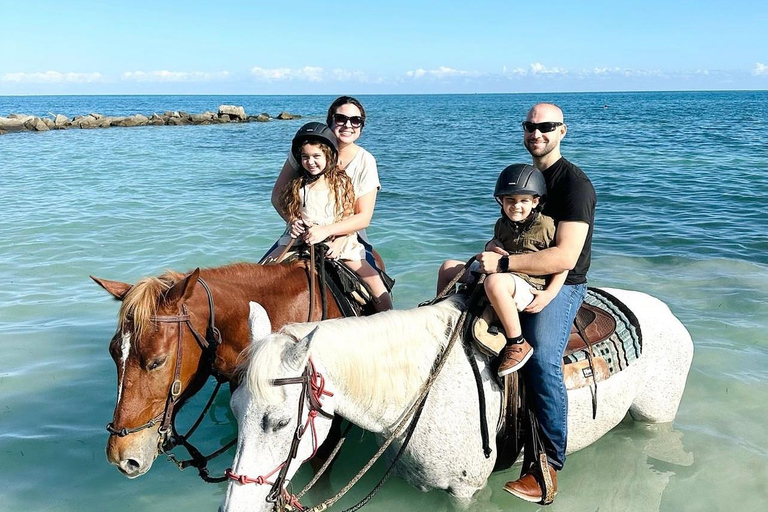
524, 288, 556, 313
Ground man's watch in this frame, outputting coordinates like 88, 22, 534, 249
498, 255, 509, 273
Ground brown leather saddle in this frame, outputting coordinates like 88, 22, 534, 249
472, 299, 616, 359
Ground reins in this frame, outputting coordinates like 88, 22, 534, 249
225, 358, 334, 511
226, 258, 483, 512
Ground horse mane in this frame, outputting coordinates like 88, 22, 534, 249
118, 262, 298, 344
241, 296, 467, 417
118, 270, 185, 342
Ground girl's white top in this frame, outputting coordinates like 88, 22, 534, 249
280, 147, 381, 260
286, 146, 381, 242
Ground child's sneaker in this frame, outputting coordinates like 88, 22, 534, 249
497, 339, 534, 377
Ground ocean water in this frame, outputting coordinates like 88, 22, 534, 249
1, 92, 767, 512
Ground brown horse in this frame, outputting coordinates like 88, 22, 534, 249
92, 261, 343, 479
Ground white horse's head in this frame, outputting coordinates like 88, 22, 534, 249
221, 307, 335, 512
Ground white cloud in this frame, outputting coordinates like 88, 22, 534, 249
331, 68, 374, 83
121, 70, 230, 82
406, 66, 476, 79
250, 67, 292, 80
250, 66, 324, 82
501, 63, 567, 77
1, 71, 104, 83
753, 62, 768, 76
250, 66, 378, 83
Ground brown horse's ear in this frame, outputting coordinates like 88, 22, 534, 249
164, 268, 201, 305
90, 276, 133, 301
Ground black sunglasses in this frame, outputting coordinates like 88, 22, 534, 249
332, 113, 364, 128
522, 121, 563, 133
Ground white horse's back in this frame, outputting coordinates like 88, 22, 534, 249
222, 288, 693, 511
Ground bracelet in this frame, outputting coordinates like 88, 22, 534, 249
498, 256, 509, 273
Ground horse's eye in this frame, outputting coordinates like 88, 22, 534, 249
273, 418, 290, 432
148, 356, 167, 371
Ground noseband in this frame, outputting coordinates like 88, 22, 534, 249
106, 277, 221, 445
225, 358, 333, 511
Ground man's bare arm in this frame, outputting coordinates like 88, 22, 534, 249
476, 220, 589, 275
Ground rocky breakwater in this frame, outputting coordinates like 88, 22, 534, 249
0, 105, 302, 135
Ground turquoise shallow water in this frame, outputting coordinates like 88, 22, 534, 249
1, 92, 768, 511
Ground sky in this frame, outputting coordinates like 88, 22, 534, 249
1, 0, 766, 95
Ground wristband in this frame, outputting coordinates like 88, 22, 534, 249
498, 256, 509, 273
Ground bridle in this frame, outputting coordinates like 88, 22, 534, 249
225, 358, 333, 512
106, 277, 222, 450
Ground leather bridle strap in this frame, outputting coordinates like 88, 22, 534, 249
225, 359, 333, 510
106, 277, 220, 439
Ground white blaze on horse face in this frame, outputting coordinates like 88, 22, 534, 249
117, 332, 131, 403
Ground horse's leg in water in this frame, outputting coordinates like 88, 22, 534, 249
609, 290, 693, 423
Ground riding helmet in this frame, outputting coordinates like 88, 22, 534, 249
291, 122, 338, 161
494, 164, 547, 204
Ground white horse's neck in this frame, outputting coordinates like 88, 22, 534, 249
291, 297, 466, 433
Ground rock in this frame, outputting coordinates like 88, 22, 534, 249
53, 114, 70, 128
167, 117, 186, 126
164, 111, 181, 118
73, 114, 101, 129
218, 105, 246, 121
42, 118, 55, 129
8, 113, 35, 122
247, 113, 271, 122
276, 111, 301, 120
24, 117, 50, 132
0, 117, 27, 132
190, 113, 206, 123
114, 114, 149, 127
219, 114, 231, 123
148, 114, 165, 126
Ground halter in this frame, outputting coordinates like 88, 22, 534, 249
106, 277, 222, 448
225, 358, 333, 512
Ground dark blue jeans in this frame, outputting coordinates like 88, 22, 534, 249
520, 283, 587, 470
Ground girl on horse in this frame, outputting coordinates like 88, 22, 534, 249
265, 122, 392, 312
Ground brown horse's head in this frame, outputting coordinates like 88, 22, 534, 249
92, 268, 207, 478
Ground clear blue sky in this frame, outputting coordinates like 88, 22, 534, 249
1, 0, 766, 94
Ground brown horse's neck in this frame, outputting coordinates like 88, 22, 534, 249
193, 262, 341, 380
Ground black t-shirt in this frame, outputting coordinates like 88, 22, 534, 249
540, 157, 596, 285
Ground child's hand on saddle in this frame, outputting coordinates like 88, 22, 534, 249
303, 224, 331, 246
524, 288, 554, 314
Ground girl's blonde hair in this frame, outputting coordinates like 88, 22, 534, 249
279, 141, 355, 222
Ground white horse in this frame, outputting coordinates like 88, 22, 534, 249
220, 288, 693, 512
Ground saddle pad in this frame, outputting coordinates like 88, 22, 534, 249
563, 288, 643, 377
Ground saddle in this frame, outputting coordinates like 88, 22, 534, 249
471, 296, 616, 358
269, 245, 394, 318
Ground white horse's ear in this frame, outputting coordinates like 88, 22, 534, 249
248, 302, 272, 343
284, 327, 319, 371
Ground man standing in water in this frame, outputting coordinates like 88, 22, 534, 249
476, 103, 596, 503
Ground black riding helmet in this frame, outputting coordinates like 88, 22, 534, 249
494, 164, 547, 205
291, 122, 338, 162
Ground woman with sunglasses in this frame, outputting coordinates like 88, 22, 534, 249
270, 96, 392, 311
